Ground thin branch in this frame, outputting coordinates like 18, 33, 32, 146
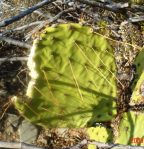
0, 36, 31, 49
12, 21, 44, 31
25, 8, 75, 40
66, 139, 144, 149
76, 0, 129, 12
39, 7, 75, 24
129, 16, 144, 22
33, 10, 52, 19
0, 0, 55, 28
0, 21, 44, 36
68, 139, 88, 149
0, 57, 28, 64
131, 4, 144, 12
1, 2, 11, 8
76, 0, 144, 13
88, 141, 144, 149
1, 139, 144, 149
98, 0, 113, 3
0, 141, 45, 149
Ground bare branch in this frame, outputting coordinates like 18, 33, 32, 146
25, 8, 75, 40
0, 21, 44, 36
1, 139, 144, 149
0, 57, 28, 64
131, 4, 144, 12
65, 139, 144, 149
87, 140, 144, 149
129, 16, 144, 22
33, 10, 53, 19
0, 0, 55, 28
68, 139, 88, 149
76, 0, 128, 12
12, 21, 44, 31
0, 36, 31, 49
0, 141, 45, 149
76, 0, 144, 13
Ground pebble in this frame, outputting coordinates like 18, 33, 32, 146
7, 113, 20, 127
68, 2, 74, 6
19, 119, 38, 144
3, 114, 20, 141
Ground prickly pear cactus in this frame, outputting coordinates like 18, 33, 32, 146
13, 23, 117, 128
130, 48, 144, 105
131, 72, 144, 104
116, 111, 144, 146
116, 49, 144, 145
87, 126, 113, 149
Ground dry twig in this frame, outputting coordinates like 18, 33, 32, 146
25, 8, 75, 40
0, 57, 28, 64
0, 141, 45, 149
76, 0, 129, 12
0, 21, 44, 36
65, 139, 144, 149
1, 140, 144, 149
0, 36, 31, 48
0, 0, 55, 28
129, 16, 144, 22
76, 0, 144, 13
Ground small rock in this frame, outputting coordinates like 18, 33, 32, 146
68, 2, 74, 6
7, 113, 19, 127
3, 114, 20, 141
19, 120, 38, 144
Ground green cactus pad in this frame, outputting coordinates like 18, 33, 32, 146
131, 48, 144, 105
13, 23, 117, 128
116, 111, 144, 146
87, 126, 113, 149
131, 72, 144, 104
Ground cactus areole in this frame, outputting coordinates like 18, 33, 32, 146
13, 23, 117, 128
